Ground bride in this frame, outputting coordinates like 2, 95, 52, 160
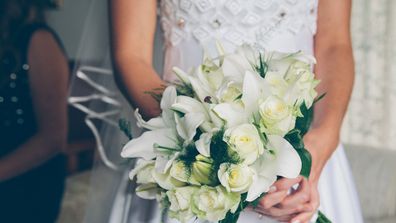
77, 0, 363, 222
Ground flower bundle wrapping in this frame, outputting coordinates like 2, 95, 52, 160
121, 44, 329, 223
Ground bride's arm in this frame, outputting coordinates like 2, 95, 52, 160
254, 1, 354, 222
110, 0, 165, 119
308, 0, 354, 183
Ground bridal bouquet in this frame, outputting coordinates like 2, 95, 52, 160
120, 44, 329, 223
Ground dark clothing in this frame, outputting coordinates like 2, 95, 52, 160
0, 23, 66, 223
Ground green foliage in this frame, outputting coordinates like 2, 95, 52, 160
295, 103, 314, 137
250, 193, 266, 208
210, 130, 240, 167
219, 193, 248, 223
144, 86, 166, 103
255, 54, 269, 78
174, 81, 195, 98
161, 194, 171, 223
178, 143, 200, 165
314, 93, 327, 104
317, 211, 332, 223
118, 119, 133, 140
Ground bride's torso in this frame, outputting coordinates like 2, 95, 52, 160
159, 0, 319, 82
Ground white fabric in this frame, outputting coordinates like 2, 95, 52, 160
156, 0, 363, 222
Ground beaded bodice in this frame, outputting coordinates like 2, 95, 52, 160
159, 0, 319, 81
160, 0, 318, 48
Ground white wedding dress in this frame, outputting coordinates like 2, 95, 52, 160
156, 0, 363, 222
88, 0, 364, 223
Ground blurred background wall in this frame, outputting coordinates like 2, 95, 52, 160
342, 0, 396, 151
46, 0, 92, 59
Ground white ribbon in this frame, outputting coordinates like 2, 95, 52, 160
69, 66, 125, 171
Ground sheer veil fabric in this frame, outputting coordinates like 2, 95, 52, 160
68, 0, 165, 222
69, 0, 363, 222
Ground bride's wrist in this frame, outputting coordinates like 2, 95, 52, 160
304, 126, 340, 182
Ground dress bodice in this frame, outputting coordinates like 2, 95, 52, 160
159, 0, 319, 81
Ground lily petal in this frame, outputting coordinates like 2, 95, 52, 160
136, 183, 158, 200
155, 152, 180, 174
188, 76, 215, 103
172, 67, 191, 85
212, 103, 248, 128
241, 71, 270, 115
195, 132, 213, 157
121, 128, 177, 160
161, 86, 177, 127
246, 172, 277, 202
134, 109, 165, 130
175, 113, 205, 142
172, 96, 209, 118
267, 135, 302, 179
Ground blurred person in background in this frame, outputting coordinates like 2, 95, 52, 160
0, 0, 69, 222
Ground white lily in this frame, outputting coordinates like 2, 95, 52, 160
121, 128, 179, 160
195, 132, 213, 157
173, 66, 191, 85
213, 70, 270, 128
121, 86, 181, 162
246, 135, 302, 201
172, 95, 212, 130
222, 51, 254, 82
175, 112, 205, 144
133, 86, 177, 131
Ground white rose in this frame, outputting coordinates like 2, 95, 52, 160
259, 95, 296, 136
129, 159, 156, 184
153, 166, 186, 190
265, 72, 288, 97
224, 124, 264, 165
167, 186, 198, 223
218, 163, 254, 193
284, 61, 319, 108
191, 186, 240, 222
216, 81, 243, 103
135, 183, 159, 200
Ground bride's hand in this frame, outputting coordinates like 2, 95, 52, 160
253, 176, 313, 222
253, 127, 338, 222
287, 127, 339, 223
289, 180, 320, 223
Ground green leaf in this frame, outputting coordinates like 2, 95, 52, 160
296, 148, 312, 178
118, 119, 133, 140
255, 53, 268, 78
219, 193, 248, 223
314, 93, 327, 104
295, 103, 314, 137
250, 193, 266, 208
284, 129, 304, 150
316, 211, 332, 223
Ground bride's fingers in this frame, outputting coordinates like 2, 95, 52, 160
291, 190, 320, 223
258, 176, 304, 209
277, 177, 310, 209
258, 190, 289, 209
254, 204, 312, 218
272, 176, 304, 191
290, 211, 315, 223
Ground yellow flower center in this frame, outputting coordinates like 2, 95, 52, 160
238, 136, 251, 143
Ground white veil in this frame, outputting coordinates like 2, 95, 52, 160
68, 0, 164, 222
